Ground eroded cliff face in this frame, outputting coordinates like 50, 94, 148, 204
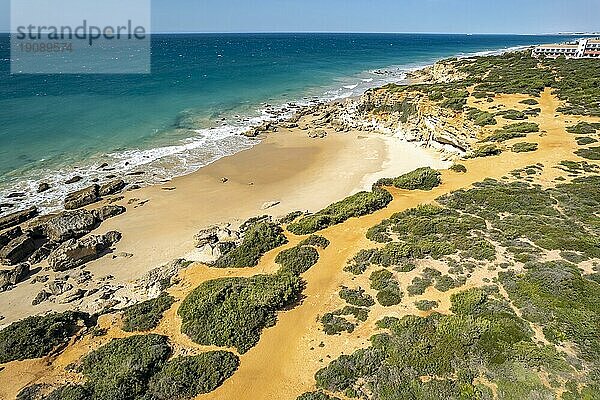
346, 87, 480, 159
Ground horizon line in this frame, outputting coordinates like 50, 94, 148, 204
0, 30, 596, 35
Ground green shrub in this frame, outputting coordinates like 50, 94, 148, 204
376, 167, 441, 191
279, 211, 303, 225
275, 245, 320, 275
511, 142, 539, 153
575, 146, 600, 160
43, 385, 89, 400
576, 136, 598, 146
344, 248, 379, 275
178, 273, 302, 353
339, 287, 375, 307
566, 122, 600, 135
297, 391, 341, 400
486, 122, 539, 142
449, 163, 467, 173
497, 109, 527, 120
147, 351, 239, 399
320, 313, 356, 335
0, 311, 90, 363
520, 99, 539, 106
370, 269, 393, 290
298, 235, 330, 249
414, 300, 439, 311
467, 108, 497, 126
81, 334, 171, 400
214, 222, 288, 268
370, 269, 402, 306
122, 293, 175, 332
287, 188, 392, 235
467, 143, 502, 158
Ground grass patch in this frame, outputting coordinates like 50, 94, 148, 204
467, 108, 497, 126
122, 293, 175, 332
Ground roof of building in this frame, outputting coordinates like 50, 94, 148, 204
536, 44, 578, 49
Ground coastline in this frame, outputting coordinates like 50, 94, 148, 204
0, 125, 448, 325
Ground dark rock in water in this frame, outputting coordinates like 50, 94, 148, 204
48, 231, 122, 272
32, 290, 51, 305
0, 263, 30, 291
37, 182, 51, 193
44, 209, 98, 242
99, 179, 126, 197
64, 184, 100, 210
0, 207, 38, 230
0, 235, 36, 265
7, 192, 25, 199
92, 205, 126, 222
0, 226, 22, 249
65, 176, 83, 184
127, 171, 145, 176
99, 162, 109, 169
28, 241, 60, 264
127, 184, 142, 191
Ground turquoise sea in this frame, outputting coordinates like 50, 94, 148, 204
0, 33, 571, 212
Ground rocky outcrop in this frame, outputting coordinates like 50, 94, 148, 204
0, 207, 38, 230
92, 205, 126, 222
0, 263, 29, 292
0, 226, 22, 249
0, 234, 36, 265
191, 224, 240, 263
99, 179, 126, 197
135, 258, 191, 298
44, 209, 98, 242
64, 184, 100, 210
47, 231, 122, 272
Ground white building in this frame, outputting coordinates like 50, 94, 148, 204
532, 38, 600, 59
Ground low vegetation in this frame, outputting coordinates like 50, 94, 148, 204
313, 287, 584, 399
449, 163, 467, 173
466, 108, 497, 126
339, 286, 375, 307
275, 245, 320, 275
287, 188, 392, 235
122, 293, 175, 332
321, 306, 370, 335
81, 334, 172, 400
576, 146, 600, 160
467, 143, 502, 158
0, 311, 90, 363
178, 272, 303, 353
214, 221, 288, 268
375, 167, 441, 191
370, 269, 402, 306
566, 121, 600, 135
414, 299, 439, 311
511, 142, 538, 153
147, 351, 240, 399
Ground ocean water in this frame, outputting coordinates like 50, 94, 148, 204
0, 33, 570, 213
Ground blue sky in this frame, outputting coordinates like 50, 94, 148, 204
1, 0, 599, 34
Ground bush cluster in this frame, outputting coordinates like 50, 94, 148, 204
178, 272, 302, 353
122, 293, 175, 332
467, 143, 502, 158
511, 142, 539, 153
287, 188, 392, 235
370, 269, 403, 307
214, 221, 288, 268
375, 167, 441, 191
339, 286, 375, 307
275, 245, 320, 275
0, 311, 90, 363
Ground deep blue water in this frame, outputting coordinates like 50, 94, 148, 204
0, 33, 571, 211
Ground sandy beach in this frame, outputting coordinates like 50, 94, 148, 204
0, 125, 447, 326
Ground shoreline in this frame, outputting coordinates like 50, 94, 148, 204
0, 126, 448, 326
0, 42, 537, 216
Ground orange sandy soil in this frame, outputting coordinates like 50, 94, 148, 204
1, 89, 599, 400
